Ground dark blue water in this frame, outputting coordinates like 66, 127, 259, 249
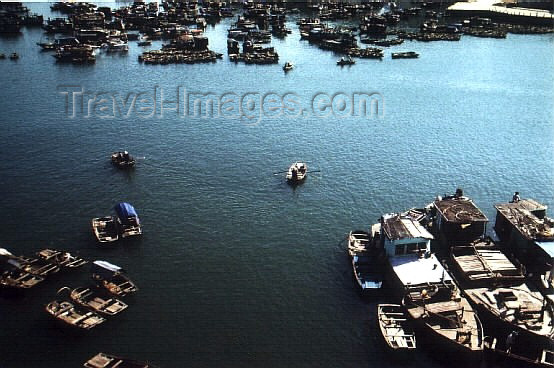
0, 3, 553, 367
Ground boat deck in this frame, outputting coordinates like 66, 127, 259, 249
389, 253, 452, 287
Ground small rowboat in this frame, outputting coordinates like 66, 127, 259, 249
286, 162, 307, 183
347, 230, 371, 256
377, 304, 416, 351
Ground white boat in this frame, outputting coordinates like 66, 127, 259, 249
286, 162, 307, 183
377, 304, 416, 351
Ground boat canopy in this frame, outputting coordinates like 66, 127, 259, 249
114, 202, 139, 224
92, 260, 122, 277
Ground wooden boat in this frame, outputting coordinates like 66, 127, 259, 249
84, 352, 158, 368
0, 248, 44, 289
114, 202, 142, 238
37, 249, 88, 268
46, 300, 105, 330
92, 260, 138, 297
377, 304, 416, 351
69, 287, 127, 315
286, 162, 307, 183
337, 56, 355, 65
283, 61, 293, 72
484, 334, 554, 368
9, 52, 19, 60
18, 256, 60, 277
402, 283, 484, 358
391, 51, 419, 59
347, 230, 371, 256
352, 253, 384, 292
111, 151, 135, 168
92, 216, 119, 243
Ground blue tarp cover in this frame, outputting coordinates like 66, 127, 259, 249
114, 202, 139, 224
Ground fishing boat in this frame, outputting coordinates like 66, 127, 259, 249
46, 300, 105, 329
137, 40, 152, 47
9, 52, 19, 60
37, 249, 88, 268
18, 256, 60, 277
111, 151, 135, 168
391, 52, 419, 59
92, 260, 138, 297
0, 53, 5, 59
337, 56, 355, 65
379, 213, 484, 358
377, 304, 417, 351
69, 287, 128, 315
484, 334, 554, 368
37, 41, 56, 50
283, 61, 293, 72
347, 230, 371, 256
0, 249, 44, 289
84, 352, 158, 368
114, 202, 142, 238
91, 216, 119, 243
286, 162, 307, 184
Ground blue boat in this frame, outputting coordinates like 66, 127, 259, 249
114, 202, 142, 239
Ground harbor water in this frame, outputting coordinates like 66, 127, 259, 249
0, 2, 553, 367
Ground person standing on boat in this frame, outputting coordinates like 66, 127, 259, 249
512, 192, 521, 203
506, 330, 518, 353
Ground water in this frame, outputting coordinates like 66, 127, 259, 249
0, 3, 553, 367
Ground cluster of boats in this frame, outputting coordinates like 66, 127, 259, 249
46, 260, 138, 330
0, 248, 87, 290
347, 189, 554, 366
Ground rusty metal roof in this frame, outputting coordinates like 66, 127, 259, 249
381, 213, 434, 241
434, 197, 488, 223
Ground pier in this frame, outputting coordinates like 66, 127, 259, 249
448, 0, 554, 26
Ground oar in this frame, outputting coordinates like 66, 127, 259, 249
273, 170, 289, 175
307, 170, 321, 173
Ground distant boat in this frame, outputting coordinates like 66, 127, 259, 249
9, 52, 19, 60
114, 202, 142, 239
92, 260, 138, 297
283, 61, 294, 72
92, 216, 119, 243
69, 287, 128, 315
111, 151, 135, 168
46, 300, 105, 330
286, 162, 307, 184
391, 52, 419, 59
84, 352, 158, 368
337, 56, 355, 66
137, 40, 152, 47
377, 304, 416, 351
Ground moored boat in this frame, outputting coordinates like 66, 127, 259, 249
347, 230, 371, 256
352, 253, 384, 292
0, 249, 44, 289
377, 304, 417, 351
484, 333, 554, 368
69, 287, 128, 315
84, 352, 158, 368
337, 56, 355, 65
37, 249, 88, 268
114, 202, 142, 238
18, 256, 60, 277
92, 260, 138, 297
286, 162, 307, 184
91, 216, 119, 243
46, 300, 105, 329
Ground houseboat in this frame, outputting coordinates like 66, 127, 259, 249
114, 202, 142, 238
379, 213, 484, 358
92, 260, 138, 297
286, 162, 307, 184
46, 300, 105, 330
377, 304, 417, 351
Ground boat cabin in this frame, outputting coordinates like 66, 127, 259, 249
380, 213, 453, 292
432, 189, 488, 246
114, 202, 142, 238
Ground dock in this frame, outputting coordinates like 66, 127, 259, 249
448, 0, 554, 26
